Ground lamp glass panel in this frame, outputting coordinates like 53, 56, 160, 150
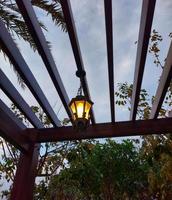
85, 101, 91, 119
75, 100, 85, 118
70, 102, 76, 120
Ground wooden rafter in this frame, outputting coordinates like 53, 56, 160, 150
24, 118, 172, 143
0, 1, 170, 199
0, 69, 44, 129
60, 0, 96, 124
150, 41, 172, 119
104, 0, 115, 122
130, 0, 156, 120
0, 0, 170, 146
16, 0, 72, 122
0, 99, 28, 152
0, 19, 61, 127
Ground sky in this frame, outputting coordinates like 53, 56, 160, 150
0, 0, 172, 125
0, 0, 172, 195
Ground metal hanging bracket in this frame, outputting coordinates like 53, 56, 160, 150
76, 70, 86, 78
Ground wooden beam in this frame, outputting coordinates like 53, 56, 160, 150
150, 41, 172, 119
0, 69, 44, 129
104, 0, 115, 122
130, 0, 156, 120
10, 143, 39, 200
0, 100, 28, 152
25, 118, 172, 143
0, 19, 61, 127
15, 0, 72, 122
60, 0, 96, 124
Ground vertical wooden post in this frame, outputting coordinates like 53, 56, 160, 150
10, 143, 40, 200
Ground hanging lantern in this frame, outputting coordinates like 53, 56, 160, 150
69, 87, 93, 131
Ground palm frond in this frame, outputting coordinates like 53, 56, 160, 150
0, 4, 48, 51
0, 0, 66, 88
0, 43, 26, 89
32, 0, 67, 32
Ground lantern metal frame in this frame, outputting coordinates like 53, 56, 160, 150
69, 85, 93, 131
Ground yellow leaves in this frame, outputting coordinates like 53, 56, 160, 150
160, 159, 172, 182
167, 139, 172, 149
86, 143, 95, 151
148, 169, 157, 192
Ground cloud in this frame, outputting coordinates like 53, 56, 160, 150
1, 0, 172, 123
115, 55, 133, 85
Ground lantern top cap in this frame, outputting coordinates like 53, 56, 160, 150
69, 95, 93, 106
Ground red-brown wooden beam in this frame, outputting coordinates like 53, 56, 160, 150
0, 19, 61, 127
169, 110, 172, 118
0, 99, 28, 152
104, 0, 115, 122
60, 0, 96, 124
149, 41, 172, 119
25, 118, 172, 143
15, 0, 72, 122
130, 0, 156, 121
10, 143, 39, 200
0, 69, 44, 129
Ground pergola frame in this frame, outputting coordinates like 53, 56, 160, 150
0, 0, 172, 199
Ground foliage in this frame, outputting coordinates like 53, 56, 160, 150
114, 29, 172, 199
115, 83, 151, 119
142, 138, 172, 200
115, 29, 172, 119
46, 140, 149, 200
0, 104, 73, 199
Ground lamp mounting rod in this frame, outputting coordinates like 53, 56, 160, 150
77, 84, 82, 96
